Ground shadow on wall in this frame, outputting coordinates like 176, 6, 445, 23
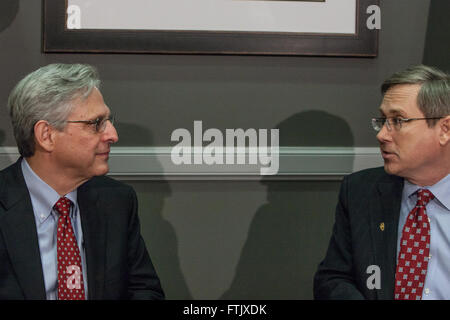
113, 122, 154, 146
221, 110, 354, 299
0, 0, 19, 32
115, 122, 192, 299
0, 130, 5, 146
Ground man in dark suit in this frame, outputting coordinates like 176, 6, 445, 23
314, 65, 450, 300
0, 63, 164, 300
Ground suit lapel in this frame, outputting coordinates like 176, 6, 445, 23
78, 181, 106, 300
370, 173, 403, 299
0, 160, 46, 299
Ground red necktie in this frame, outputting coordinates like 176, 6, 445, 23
394, 189, 434, 300
54, 197, 86, 300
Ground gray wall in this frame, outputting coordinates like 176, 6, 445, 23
132, 179, 340, 299
0, 0, 431, 148
0, 0, 436, 299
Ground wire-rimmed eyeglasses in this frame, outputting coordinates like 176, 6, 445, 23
371, 117, 443, 132
66, 114, 115, 133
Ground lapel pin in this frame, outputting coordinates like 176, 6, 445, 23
380, 222, 385, 231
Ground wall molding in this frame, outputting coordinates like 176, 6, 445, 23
0, 146, 383, 181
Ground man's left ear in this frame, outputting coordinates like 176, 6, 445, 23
438, 116, 450, 146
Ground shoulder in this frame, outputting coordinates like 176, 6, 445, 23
344, 167, 390, 185
340, 166, 403, 198
81, 175, 135, 196
0, 159, 21, 177
78, 176, 138, 218
0, 159, 24, 191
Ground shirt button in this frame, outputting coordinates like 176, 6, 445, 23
425, 288, 430, 295
40, 214, 45, 220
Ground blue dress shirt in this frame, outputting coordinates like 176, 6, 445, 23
21, 159, 88, 300
397, 174, 450, 300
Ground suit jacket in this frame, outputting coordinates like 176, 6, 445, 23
314, 167, 404, 300
0, 159, 165, 300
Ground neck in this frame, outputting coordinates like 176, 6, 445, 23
406, 168, 450, 187
25, 155, 89, 196
404, 148, 450, 186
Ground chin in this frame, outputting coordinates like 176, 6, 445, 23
92, 164, 110, 177
383, 162, 398, 176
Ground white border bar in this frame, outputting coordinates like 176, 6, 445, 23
0, 146, 382, 180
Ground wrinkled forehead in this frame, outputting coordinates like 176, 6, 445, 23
379, 84, 422, 116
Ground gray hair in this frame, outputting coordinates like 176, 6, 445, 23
381, 64, 450, 127
7, 63, 100, 157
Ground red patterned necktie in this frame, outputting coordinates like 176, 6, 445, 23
54, 197, 86, 300
394, 189, 434, 300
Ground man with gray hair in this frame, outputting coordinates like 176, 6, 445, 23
314, 65, 450, 300
0, 63, 164, 300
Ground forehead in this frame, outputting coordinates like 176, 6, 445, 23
380, 84, 422, 116
70, 87, 110, 119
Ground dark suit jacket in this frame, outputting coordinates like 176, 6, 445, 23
0, 159, 165, 300
314, 167, 404, 300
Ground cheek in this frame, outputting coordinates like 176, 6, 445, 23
69, 136, 99, 160
397, 134, 437, 161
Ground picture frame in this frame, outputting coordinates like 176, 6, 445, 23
43, 0, 379, 56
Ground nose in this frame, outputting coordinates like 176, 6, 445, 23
376, 122, 391, 144
103, 120, 119, 144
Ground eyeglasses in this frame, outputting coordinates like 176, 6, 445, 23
66, 114, 115, 133
371, 117, 443, 132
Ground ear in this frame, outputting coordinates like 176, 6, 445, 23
438, 116, 450, 146
33, 120, 58, 152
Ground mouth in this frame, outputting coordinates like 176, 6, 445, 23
380, 149, 397, 160
97, 151, 110, 158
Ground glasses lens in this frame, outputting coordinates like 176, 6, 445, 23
391, 118, 402, 130
97, 115, 115, 132
372, 118, 383, 131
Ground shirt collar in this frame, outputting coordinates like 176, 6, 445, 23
21, 158, 78, 223
403, 174, 450, 211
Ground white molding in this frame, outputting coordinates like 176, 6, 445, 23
0, 146, 383, 180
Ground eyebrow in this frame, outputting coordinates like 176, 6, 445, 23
379, 107, 407, 117
89, 110, 111, 120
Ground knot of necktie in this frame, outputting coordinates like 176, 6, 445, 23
54, 197, 72, 217
416, 189, 434, 207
